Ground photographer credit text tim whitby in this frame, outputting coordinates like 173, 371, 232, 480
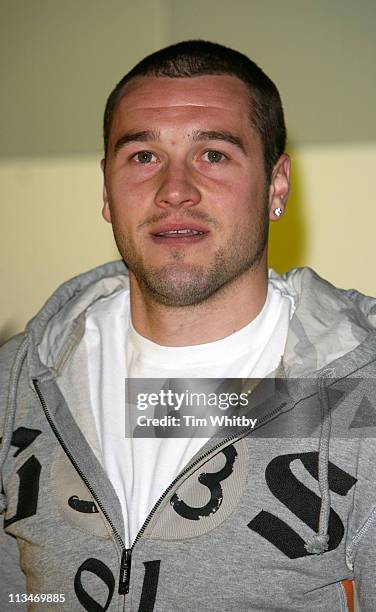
136, 414, 258, 428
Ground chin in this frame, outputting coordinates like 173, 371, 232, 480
136, 264, 218, 307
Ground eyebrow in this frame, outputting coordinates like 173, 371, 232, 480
114, 129, 161, 154
191, 130, 247, 154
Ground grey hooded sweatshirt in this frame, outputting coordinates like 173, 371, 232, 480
1, 261, 376, 612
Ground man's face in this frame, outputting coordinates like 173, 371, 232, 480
102, 74, 288, 307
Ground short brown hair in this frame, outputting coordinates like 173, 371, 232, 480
103, 40, 286, 182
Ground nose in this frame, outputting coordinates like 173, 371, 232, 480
154, 162, 201, 210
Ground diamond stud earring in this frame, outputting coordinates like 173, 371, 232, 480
274, 207, 283, 217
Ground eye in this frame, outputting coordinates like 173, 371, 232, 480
132, 151, 158, 164
202, 150, 227, 164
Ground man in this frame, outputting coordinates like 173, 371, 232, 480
1, 40, 375, 611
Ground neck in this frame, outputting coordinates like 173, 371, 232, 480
129, 258, 269, 347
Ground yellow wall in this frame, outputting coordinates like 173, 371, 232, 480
269, 142, 376, 292
0, 155, 116, 342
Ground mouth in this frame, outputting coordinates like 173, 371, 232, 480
154, 228, 206, 237
150, 223, 210, 245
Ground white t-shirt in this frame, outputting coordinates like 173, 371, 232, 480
85, 277, 295, 547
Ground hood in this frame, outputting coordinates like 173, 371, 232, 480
28, 260, 130, 379
269, 267, 376, 377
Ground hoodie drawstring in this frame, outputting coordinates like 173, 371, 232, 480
304, 371, 333, 554
0, 336, 29, 513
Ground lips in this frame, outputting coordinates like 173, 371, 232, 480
150, 221, 209, 237
149, 221, 210, 245
154, 228, 205, 237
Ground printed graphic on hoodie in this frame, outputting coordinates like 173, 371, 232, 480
248, 451, 357, 558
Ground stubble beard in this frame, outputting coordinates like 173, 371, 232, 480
112, 206, 269, 308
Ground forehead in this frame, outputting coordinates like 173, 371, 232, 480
110, 75, 253, 139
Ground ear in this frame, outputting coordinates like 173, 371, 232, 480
100, 158, 112, 223
268, 154, 291, 221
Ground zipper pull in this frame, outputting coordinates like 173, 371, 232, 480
118, 548, 132, 594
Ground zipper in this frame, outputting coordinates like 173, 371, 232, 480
119, 548, 132, 594
33, 378, 287, 597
